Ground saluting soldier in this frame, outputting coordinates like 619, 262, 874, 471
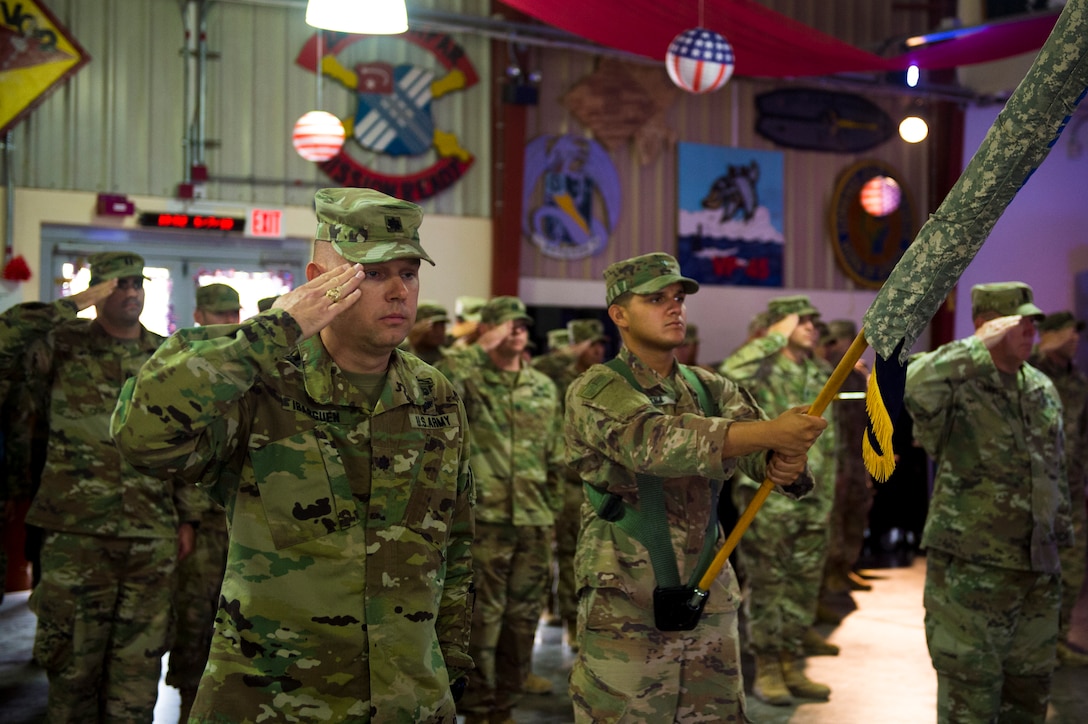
906, 282, 1070, 722
112, 188, 476, 723
0, 252, 204, 722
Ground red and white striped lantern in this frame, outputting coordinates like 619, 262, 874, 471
292, 111, 346, 162
860, 175, 902, 217
666, 27, 735, 94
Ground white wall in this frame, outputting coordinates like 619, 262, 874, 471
953, 104, 1088, 338
0, 188, 492, 316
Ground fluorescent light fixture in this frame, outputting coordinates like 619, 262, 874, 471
305, 0, 408, 35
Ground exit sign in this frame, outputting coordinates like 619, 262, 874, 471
247, 208, 285, 238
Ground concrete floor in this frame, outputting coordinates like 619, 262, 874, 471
2, 555, 1087, 723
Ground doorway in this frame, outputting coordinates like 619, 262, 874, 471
42, 224, 310, 336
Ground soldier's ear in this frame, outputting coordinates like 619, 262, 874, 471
608, 304, 627, 330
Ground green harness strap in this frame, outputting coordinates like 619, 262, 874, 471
584, 358, 721, 589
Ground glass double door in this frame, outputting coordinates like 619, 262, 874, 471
43, 224, 310, 337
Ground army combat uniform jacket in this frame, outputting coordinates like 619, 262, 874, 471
437, 344, 563, 525
720, 331, 836, 517
565, 346, 812, 615
906, 336, 1071, 573
112, 309, 476, 723
0, 300, 200, 536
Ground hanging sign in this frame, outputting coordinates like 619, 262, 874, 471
1, 0, 91, 134
295, 30, 478, 203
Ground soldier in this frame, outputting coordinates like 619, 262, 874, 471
166, 282, 242, 722
532, 318, 609, 650
819, 320, 875, 598
407, 300, 451, 364
436, 296, 564, 724
193, 282, 242, 325
720, 295, 838, 705
905, 282, 1070, 723
0, 251, 203, 722
1030, 310, 1088, 668
565, 252, 826, 723
112, 188, 476, 723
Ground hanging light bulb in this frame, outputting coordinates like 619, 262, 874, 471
899, 116, 929, 143
305, 0, 408, 35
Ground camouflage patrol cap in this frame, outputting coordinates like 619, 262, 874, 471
480, 296, 533, 326
604, 252, 699, 306
822, 319, 858, 344
196, 283, 240, 313
314, 187, 434, 265
970, 282, 1044, 319
547, 328, 571, 351
682, 323, 700, 345
568, 318, 607, 344
415, 301, 450, 325
767, 295, 820, 321
1038, 310, 1086, 332
88, 251, 147, 285
257, 296, 279, 312
455, 295, 487, 322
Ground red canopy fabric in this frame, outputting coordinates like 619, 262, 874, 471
498, 0, 1059, 78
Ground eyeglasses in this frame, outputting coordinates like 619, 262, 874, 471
115, 277, 144, 290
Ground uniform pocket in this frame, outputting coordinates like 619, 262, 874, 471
250, 425, 358, 549
369, 420, 460, 537
29, 582, 76, 672
569, 657, 630, 722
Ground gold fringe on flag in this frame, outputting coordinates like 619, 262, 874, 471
863, 368, 897, 482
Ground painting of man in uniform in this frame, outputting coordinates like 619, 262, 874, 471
677, 142, 785, 287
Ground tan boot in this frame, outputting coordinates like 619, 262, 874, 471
523, 672, 554, 694
752, 654, 793, 706
847, 570, 873, 591
1057, 640, 1088, 667
781, 653, 831, 700
803, 627, 840, 656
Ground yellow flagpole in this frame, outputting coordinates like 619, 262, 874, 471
696, 330, 869, 593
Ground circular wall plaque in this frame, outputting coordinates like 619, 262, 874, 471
829, 160, 916, 288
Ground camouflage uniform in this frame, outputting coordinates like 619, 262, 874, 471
719, 297, 836, 664
0, 252, 203, 723
1029, 312, 1087, 655
436, 296, 563, 721
112, 188, 476, 723
407, 301, 451, 365
532, 319, 608, 642
821, 320, 873, 591
565, 253, 814, 723
905, 282, 1070, 723
166, 282, 244, 722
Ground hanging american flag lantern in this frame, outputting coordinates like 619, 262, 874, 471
666, 27, 735, 94
292, 110, 346, 162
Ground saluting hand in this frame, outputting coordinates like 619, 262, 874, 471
273, 263, 365, 341
767, 312, 800, 340
67, 279, 118, 311
476, 320, 514, 352
974, 314, 1022, 349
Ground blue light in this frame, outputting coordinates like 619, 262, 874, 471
906, 64, 919, 87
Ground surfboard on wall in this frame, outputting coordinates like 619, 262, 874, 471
755, 88, 896, 153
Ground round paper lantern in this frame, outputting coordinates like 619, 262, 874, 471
898, 115, 929, 144
860, 175, 902, 217
666, 27, 735, 94
292, 111, 346, 162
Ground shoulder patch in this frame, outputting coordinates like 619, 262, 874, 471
578, 374, 615, 399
